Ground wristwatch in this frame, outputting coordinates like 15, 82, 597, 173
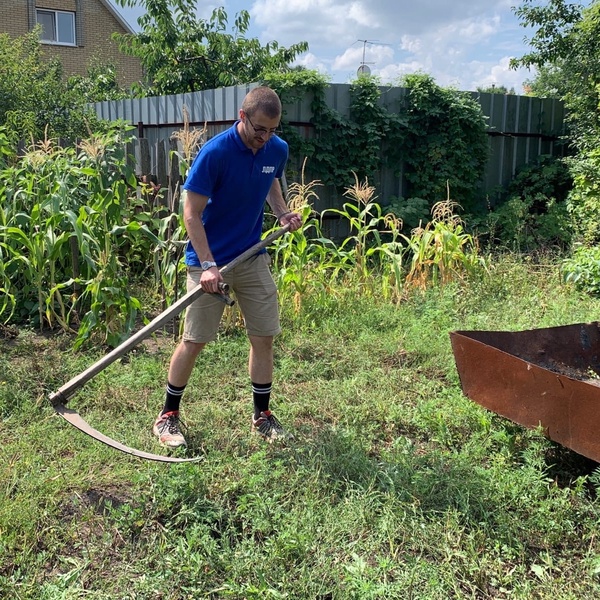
201, 260, 217, 270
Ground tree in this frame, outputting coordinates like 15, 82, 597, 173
511, 0, 598, 149
0, 29, 102, 141
113, 1, 309, 95
512, 0, 600, 245
522, 64, 565, 98
476, 84, 516, 95
67, 59, 130, 104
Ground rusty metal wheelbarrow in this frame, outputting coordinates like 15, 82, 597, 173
450, 322, 600, 462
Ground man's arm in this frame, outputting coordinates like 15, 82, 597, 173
183, 190, 223, 292
266, 178, 302, 232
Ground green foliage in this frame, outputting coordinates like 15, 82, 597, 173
398, 73, 489, 213
67, 59, 130, 104
484, 155, 573, 251
0, 29, 103, 142
512, 0, 600, 150
523, 63, 565, 98
512, 1, 600, 258
381, 196, 430, 231
267, 72, 488, 220
566, 147, 600, 245
0, 126, 16, 170
113, 2, 308, 95
477, 84, 516, 95
561, 244, 600, 296
274, 73, 404, 191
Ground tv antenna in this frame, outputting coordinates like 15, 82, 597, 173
355, 39, 391, 76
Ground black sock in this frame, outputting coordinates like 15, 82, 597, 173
252, 382, 272, 419
162, 382, 186, 415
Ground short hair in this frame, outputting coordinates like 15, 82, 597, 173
241, 87, 282, 119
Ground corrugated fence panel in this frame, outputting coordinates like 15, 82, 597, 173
92, 84, 566, 209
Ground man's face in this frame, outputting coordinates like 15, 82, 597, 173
240, 110, 281, 150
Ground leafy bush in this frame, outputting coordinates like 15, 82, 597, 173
482, 155, 573, 251
381, 195, 430, 231
561, 245, 600, 296
0, 29, 104, 142
566, 148, 600, 245
398, 74, 490, 214
267, 72, 488, 220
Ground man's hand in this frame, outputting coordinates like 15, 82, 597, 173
279, 211, 302, 232
200, 266, 223, 294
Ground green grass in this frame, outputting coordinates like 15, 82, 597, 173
2, 254, 600, 599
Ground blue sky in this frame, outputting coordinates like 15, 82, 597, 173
108, 1, 588, 93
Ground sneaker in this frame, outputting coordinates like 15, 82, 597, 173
252, 410, 293, 442
153, 411, 187, 448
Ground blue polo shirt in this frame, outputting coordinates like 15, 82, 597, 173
182, 122, 288, 266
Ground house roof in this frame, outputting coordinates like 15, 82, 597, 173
98, 0, 136, 35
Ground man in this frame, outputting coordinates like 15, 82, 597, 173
153, 86, 302, 449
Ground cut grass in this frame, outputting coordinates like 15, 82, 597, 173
2, 254, 600, 599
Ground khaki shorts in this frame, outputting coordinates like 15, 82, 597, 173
183, 253, 281, 343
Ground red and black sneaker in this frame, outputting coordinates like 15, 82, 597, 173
252, 410, 293, 442
153, 411, 187, 448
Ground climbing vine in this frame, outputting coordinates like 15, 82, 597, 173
398, 74, 489, 213
263, 70, 489, 223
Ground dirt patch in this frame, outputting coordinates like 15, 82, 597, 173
520, 355, 600, 387
61, 485, 132, 519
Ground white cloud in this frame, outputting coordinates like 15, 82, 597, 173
462, 57, 534, 93
292, 52, 331, 77
113, 0, 538, 92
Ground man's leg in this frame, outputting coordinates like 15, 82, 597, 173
248, 334, 273, 384
154, 342, 205, 449
248, 334, 290, 441
168, 340, 206, 388
155, 266, 225, 449
249, 334, 274, 418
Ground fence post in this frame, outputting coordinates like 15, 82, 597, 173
137, 138, 151, 178
169, 138, 182, 216
156, 139, 168, 207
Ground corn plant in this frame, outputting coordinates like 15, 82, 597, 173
270, 175, 321, 309
150, 211, 187, 310
0, 138, 84, 329
323, 173, 405, 299
401, 191, 487, 290
0, 125, 183, 347
269, 172, 347, 312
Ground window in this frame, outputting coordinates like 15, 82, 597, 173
36, 9, 76, 46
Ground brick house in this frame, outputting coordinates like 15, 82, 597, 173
0, 0, 143, 87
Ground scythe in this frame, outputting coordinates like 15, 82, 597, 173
49, 224, 291, 462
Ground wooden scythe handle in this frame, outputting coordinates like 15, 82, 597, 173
49, 224, 291, 405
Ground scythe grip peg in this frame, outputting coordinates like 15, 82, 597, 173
215, 282, 235, 306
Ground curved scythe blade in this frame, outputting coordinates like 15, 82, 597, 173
48, 225, 291, 462
54, 403, 202, 463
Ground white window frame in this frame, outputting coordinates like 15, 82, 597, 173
36, 9, 76, 47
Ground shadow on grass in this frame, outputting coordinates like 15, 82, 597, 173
281, 421, 600, 535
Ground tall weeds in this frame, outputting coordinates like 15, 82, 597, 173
402, 187, 487, 290
270, 175, 486, 312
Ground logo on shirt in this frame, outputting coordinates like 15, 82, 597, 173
262, 166, 275, 174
